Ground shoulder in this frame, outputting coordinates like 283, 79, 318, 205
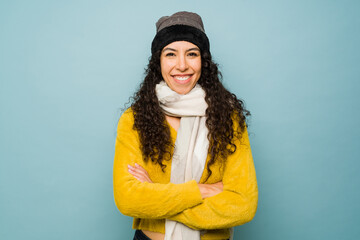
231, 110, 247, 132
230, 110, 250, 147
117, 107, 135, 132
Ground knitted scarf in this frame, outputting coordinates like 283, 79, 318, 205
155, 81, 209, 240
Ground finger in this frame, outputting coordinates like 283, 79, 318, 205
129, 171, 147, 182
128, 164, 136, 170
134, 165, 151, 181
213, 181, 223, 188
134, 163, 148, 174
128, 164, 147, 175
128, 167, 145, 177
133, 175, 144, 182
128, 164, 152, 183
128, 166, 148, 178
128, 168, 151, 182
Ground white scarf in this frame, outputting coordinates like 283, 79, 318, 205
156, 81, 209, 240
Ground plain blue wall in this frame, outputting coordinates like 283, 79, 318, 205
1, 0, 359, 239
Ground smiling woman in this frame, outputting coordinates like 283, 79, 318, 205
113, 11, 258, 240
160, 41, 202, 95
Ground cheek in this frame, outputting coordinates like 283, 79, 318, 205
160, 61, 172, 76
195, 61, 202, 75
160, 64, 168, 78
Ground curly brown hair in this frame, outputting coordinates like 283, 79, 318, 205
130, 50, 250, 180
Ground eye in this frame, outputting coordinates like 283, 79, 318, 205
188, 52, 199, 57
165, 52, 175, 57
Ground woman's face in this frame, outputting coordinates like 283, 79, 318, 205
160, 41, 202, 95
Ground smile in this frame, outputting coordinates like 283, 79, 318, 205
172, 75, 192, 84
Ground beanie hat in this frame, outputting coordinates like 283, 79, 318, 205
151, 11, 210, 54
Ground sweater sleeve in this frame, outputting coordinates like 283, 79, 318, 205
168, 126, 258, 230
113, 109, 203, 219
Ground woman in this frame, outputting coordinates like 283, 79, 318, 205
113, 11, 258, 240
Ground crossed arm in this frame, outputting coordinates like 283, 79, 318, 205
113, 110, 258, 229
127, 163, 224, 199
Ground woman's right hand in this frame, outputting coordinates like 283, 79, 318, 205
198, 182, 223, 199
128, 163, 153, 183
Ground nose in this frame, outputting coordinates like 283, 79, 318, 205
176, 54, 188, 72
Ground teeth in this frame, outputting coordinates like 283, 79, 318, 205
174, 76, 190, 81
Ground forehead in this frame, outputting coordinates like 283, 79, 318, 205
162, 41, 200, 51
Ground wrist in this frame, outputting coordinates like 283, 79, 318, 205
198, 184, 209, 199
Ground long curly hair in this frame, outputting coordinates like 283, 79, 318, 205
130, 50, 250, 180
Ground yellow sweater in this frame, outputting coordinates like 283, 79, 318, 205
113, 109, 258, 240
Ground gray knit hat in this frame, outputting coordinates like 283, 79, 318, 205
151, 11, 210, 54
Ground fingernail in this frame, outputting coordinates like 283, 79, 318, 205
135, 163, 139, 167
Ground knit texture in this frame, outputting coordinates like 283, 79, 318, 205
113, 108, 258, 240
155, 81, 208, 240
151, 11, 210, 54
151, 25, 210, 54
156, 11, 205, 33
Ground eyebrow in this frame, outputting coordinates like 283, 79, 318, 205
162, 47, 200, 52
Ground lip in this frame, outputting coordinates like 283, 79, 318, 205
171, 74, 193, 84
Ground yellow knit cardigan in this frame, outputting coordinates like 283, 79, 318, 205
113, 109, 258, 240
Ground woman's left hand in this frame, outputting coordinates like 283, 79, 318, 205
128, 163, 153, 183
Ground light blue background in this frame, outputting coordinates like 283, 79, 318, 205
1, 0, 359, 239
